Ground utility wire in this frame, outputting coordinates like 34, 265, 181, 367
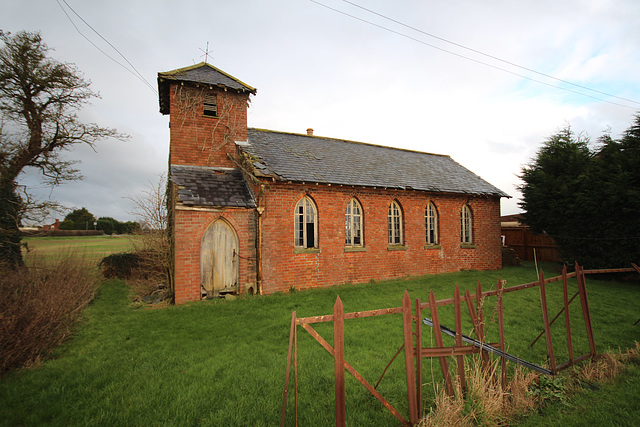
343, 0, 639, 107
310, 0, 637, 110
56, 0, 157, 95
56, 2, 136, 82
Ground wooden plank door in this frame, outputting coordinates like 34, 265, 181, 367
201, 219, 239, 297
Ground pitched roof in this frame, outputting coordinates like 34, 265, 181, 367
243, 129, 509, 198
157, 62, 256, 114
169, 165, 256, 208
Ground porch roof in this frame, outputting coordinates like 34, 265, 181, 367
169, 165, 256, 208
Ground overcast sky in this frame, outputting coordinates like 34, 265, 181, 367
3, 0, 639, 224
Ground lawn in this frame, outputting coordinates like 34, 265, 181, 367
22, 235, 141, 262
1, 262, 638, 426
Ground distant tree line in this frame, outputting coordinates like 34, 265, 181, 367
59, 207, 139, 235
519, 113, 640, 268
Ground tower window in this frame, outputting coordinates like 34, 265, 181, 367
203, 94, 217, 117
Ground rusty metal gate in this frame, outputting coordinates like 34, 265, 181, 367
280, 263, 640, 426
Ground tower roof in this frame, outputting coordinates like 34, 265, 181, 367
157, 62, 256, 114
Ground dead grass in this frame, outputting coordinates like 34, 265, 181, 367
420, 357, 537, 426
127, 276, 172, 309
572, 342, 640, 385
0, 252, 98, 375
419, 343, 640, 426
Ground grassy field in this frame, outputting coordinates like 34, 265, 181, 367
517, 361, 640, 426
22, 235, 140, 262
0, 262, 638, 425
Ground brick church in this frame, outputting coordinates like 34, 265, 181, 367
158, 63, 508, 304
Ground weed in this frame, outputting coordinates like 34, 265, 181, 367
528, 374, 566, 404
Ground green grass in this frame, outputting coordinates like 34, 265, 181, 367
22, 235, 141, 262
517, 361, 640, 426
0, 262, 638, 425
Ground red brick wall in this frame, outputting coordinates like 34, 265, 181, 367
168, 84, 249, 168
258, 182, 501, 294
165, 80, 502, 302
173, 206, 256, 305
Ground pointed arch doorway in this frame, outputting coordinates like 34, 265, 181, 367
201, 218, 239, 297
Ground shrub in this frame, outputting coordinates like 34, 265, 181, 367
100, 251, 171, 305
0, 255, 97, 375
99, 252, 142, 279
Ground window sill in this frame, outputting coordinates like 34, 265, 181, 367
294, 247, 320, 254
460, 243, 477, 249
424, 244, 442, 250
387, 245, 408, 251
344, 246, 367, 253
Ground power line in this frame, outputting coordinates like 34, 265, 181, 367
56, 1, 141, 85
56, 0, 157, 95
343, 0, 640, 107
309, 0, 638, 110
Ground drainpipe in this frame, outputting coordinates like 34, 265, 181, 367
256, 191, 265, 295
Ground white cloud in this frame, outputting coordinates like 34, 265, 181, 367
3, 0, 639, 222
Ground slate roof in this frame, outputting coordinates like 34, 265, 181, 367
169, 165, 256, 208
158, 62, 256, 114
243, 129, 509, 198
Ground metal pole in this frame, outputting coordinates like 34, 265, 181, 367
334, 297, 345, 427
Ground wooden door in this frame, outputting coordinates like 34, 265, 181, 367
201, 219, 239, 297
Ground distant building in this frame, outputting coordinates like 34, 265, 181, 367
40, 219, 60, 231
158, 63, 509, 304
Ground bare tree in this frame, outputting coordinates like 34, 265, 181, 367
0, 30, 124, 267
127, 173, 172, 291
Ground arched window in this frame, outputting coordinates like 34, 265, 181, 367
294, 196, 317, 248
388, 200, 403, 245
460, 204, 473, 244
425, 202, 439, 245
345, 198, 363, 247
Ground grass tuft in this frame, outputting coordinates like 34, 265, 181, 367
420, 343, 640, 426
420, 357, 538, 426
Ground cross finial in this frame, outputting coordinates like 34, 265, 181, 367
199, 42, 213, 64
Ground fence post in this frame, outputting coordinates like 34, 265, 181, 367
334, 296, 346, 427
539, 270, 557, 374
402, 290, 418, 425
562, 265, 574, 366
497, 279, 507, 389
475, 281, 490, 370
576, 263, 597, 357
415, 297, 423, 416
281, 311, 297, 427
429, 289, 455, 397
454, 285, 466, 394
